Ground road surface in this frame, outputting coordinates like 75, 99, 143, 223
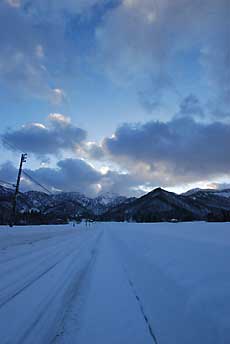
0, 222, 230, 343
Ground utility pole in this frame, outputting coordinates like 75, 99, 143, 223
11, 153, 27, 227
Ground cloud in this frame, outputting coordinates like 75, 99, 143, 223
103, 116, 230, 186
5, 0, 21, 8
138, 75, 175, 113
0, 1, 75, 101
94, 0, 229, 112
207, 182, 230, 190
1, 0, 229, 113
76, 141, 105, 161
0, 159, 144, 196
99, 170, 145, 197
21, 0, 101, 16
0, 1, 229, 194
175, 94, 205, 119
49, 89, 66, 105
29, 158, 102, 194
0, 0, 107, 101
0, 161, 18, 184
201, 38, 230, 113
0, 159, 101, 195
2, 114, 86, 156
48, 113, 70, 124
3, 98, 230, 193
30, 160, 149, 196
95, 0, 163, 82
4, 108, 230, 194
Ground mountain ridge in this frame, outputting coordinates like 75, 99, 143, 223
1, 185, 230, 224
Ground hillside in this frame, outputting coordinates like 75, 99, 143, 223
1, 185, 230, 224
100, 187, 230, 222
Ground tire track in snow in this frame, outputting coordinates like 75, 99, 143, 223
51, 230, 104, 344
0, 231, 77, 265
0, 250, 71, 309
110, 231, 159, 344
125, 268, 159, 344
0, 233, 81, 293
0, 232, 100, 310
0, 229, 73, 252
17, 234, 102, 344
0, 235, 78, 286
59, 229, 154, 344
0, 230, 103, 344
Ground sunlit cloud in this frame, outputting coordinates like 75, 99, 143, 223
5, 0, 20, 8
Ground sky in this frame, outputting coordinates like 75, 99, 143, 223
0, 0, 229, 197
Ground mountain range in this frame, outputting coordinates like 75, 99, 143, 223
1, 185, 230, 224
100, 187, 230, 222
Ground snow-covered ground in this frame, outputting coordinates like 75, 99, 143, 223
0, 222, 230, 344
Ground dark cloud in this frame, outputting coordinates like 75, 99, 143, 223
30, 158, 149, 196
104, 116, 230, 185
100, 170, 145, 197
138, 74, 175, 113
2, 114, 86, 156
0, 159, 145, 196
0, 161, 18, 184
78, 142, 105, 160
0, 159, 100, 195
29, 158, 101, 194
175, 94, 204, 119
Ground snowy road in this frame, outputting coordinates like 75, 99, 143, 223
0, 222, 230, 343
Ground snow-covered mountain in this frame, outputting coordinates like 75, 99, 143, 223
100, 188, 209, 222
213, 189, 230, 198
183, 188, 230, 199
101, 187, 230, 222
182, 188, 205, 196
1, 185, 230, 224
88, 193, 131, 215
49, 191, 130, 215
94, 192, 126, 206
0, 187, 131, 219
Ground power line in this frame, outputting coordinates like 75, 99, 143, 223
2, 136, 52, 195
0, 171, 52, 196
1, 137, 24, 153
0, 179, 15, 188
22, 171, 52, 195
18, 191, 34, 209
0, 172, 52, 199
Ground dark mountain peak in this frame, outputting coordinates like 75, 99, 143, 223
152, 187, 163, 193
155, 187, 163, 191
143, 187, 174, 199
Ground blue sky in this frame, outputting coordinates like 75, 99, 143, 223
0, 0, 229, 196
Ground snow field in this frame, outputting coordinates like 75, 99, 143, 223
0, 221, 230, 344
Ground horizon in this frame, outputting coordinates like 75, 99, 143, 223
0, 181, 226, 199
0, 0, 229, 197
